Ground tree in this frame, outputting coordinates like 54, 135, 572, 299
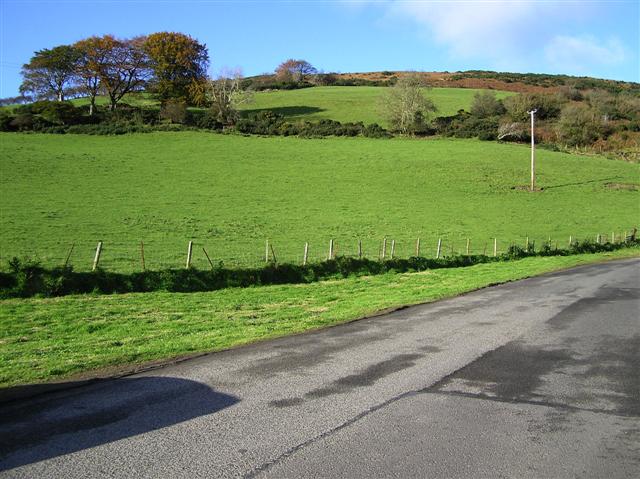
470, 91, 505, 118
74, 37, 107, 115
19, 45, 80, 102
73, 35, 149, 111
275, 59, 317, 82
381, 74, 437, 134
144, 32, 209, 105
207, 69, 253, 125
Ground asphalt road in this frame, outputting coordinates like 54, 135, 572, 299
1, 258, 638, 478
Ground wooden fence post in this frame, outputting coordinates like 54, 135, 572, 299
202, 247, 214, 270
436, 238, 442, 259
329, 239, 334, 260
415, 238, 420, 257
186, 241, 193, 269
381, 237, 387, 260
358, 240, 362, 259
140, 241, 145, 271
466, 238, 470, 255
265, 240, 269, 263
597, 234, 601, 244
303, 242, 309, 265
390, 240, 395, 259
92, 241, 103, 271
493, 238, 497, 257
64, 243, 75, 267
525, 236, 529, 252
568, 235, 572, 247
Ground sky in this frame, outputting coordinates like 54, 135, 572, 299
0, 0, 638, 97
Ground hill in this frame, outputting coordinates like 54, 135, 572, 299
238, 86, 513, 127
1, 132, 637, 272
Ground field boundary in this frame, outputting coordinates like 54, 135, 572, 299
1, 236, 637, 299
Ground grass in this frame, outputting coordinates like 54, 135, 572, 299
66, 86, 512, 128
1, 132, 638, 271
239, 86, 513, 126
0, 249, 637, 388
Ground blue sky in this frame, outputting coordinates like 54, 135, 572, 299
0, 0, 638, 97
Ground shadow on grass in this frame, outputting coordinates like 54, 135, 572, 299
543, 177, 622, 190
241, 105, 325, 118
0, 376, 239, 471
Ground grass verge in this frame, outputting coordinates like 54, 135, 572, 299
1, 248, 637, 389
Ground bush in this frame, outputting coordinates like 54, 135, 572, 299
195, 112, 224, 130
160, 99, 187, 124
556, 103, 603, 147
0, 111, 15, 131
504, 93, 564, 122
470, 91, 505, 118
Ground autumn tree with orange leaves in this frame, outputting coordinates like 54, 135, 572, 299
144, 32, 209, 106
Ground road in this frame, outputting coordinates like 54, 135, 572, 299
1, 258, 638, 478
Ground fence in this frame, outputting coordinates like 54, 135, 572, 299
3, 227, 636, 273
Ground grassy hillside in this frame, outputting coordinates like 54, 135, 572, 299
67, 86, 512, 127
1, 132, 638, 272
239, 86, 513, 126
1, 250, 637, 387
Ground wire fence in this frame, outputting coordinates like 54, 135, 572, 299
2, 227, 636, 273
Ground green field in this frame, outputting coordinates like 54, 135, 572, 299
1, 132, 638, 272
239, 86, 513, 126
67, 86, 512, 127
1, 250, 637, 387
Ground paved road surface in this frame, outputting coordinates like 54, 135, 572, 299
1, 258, 638, 478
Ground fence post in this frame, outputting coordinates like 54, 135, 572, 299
329, 239, 334, 260
597, 234, 601, 244
436, 238, 442, 259
466, 238, 470, 255
270, 243, 277, 263
303, 242, 309, 265
265, 239, 269, 263
390, 240, 395, 259
64, 242, 75, 267
186, 241, 193, 269
92, 241, 103, 271
415, 238, 420, 257
568, 235, 572, 247
358, 240, 362, 259
525, 236, 529, 252
381, 237, 387, 260
493, 238, 497, 257
140, 241, 145, 271
202, 247, 215, 270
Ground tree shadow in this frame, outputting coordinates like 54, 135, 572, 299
241, 106, 325, 118
0, 376, 239, 471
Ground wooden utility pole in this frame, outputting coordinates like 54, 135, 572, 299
528, 109, 537, 192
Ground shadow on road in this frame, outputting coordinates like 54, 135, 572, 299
0, 376, 239, 471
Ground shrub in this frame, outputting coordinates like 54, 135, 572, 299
470, 91, 505, 118
556, 103, 603, 147
160, 99, 188, 124
504, 93, 564, 122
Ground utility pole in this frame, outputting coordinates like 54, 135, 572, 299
528, 109, 537, 192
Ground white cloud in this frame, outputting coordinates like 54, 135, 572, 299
545, 35, 626, 71
388, 0, 540, 59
